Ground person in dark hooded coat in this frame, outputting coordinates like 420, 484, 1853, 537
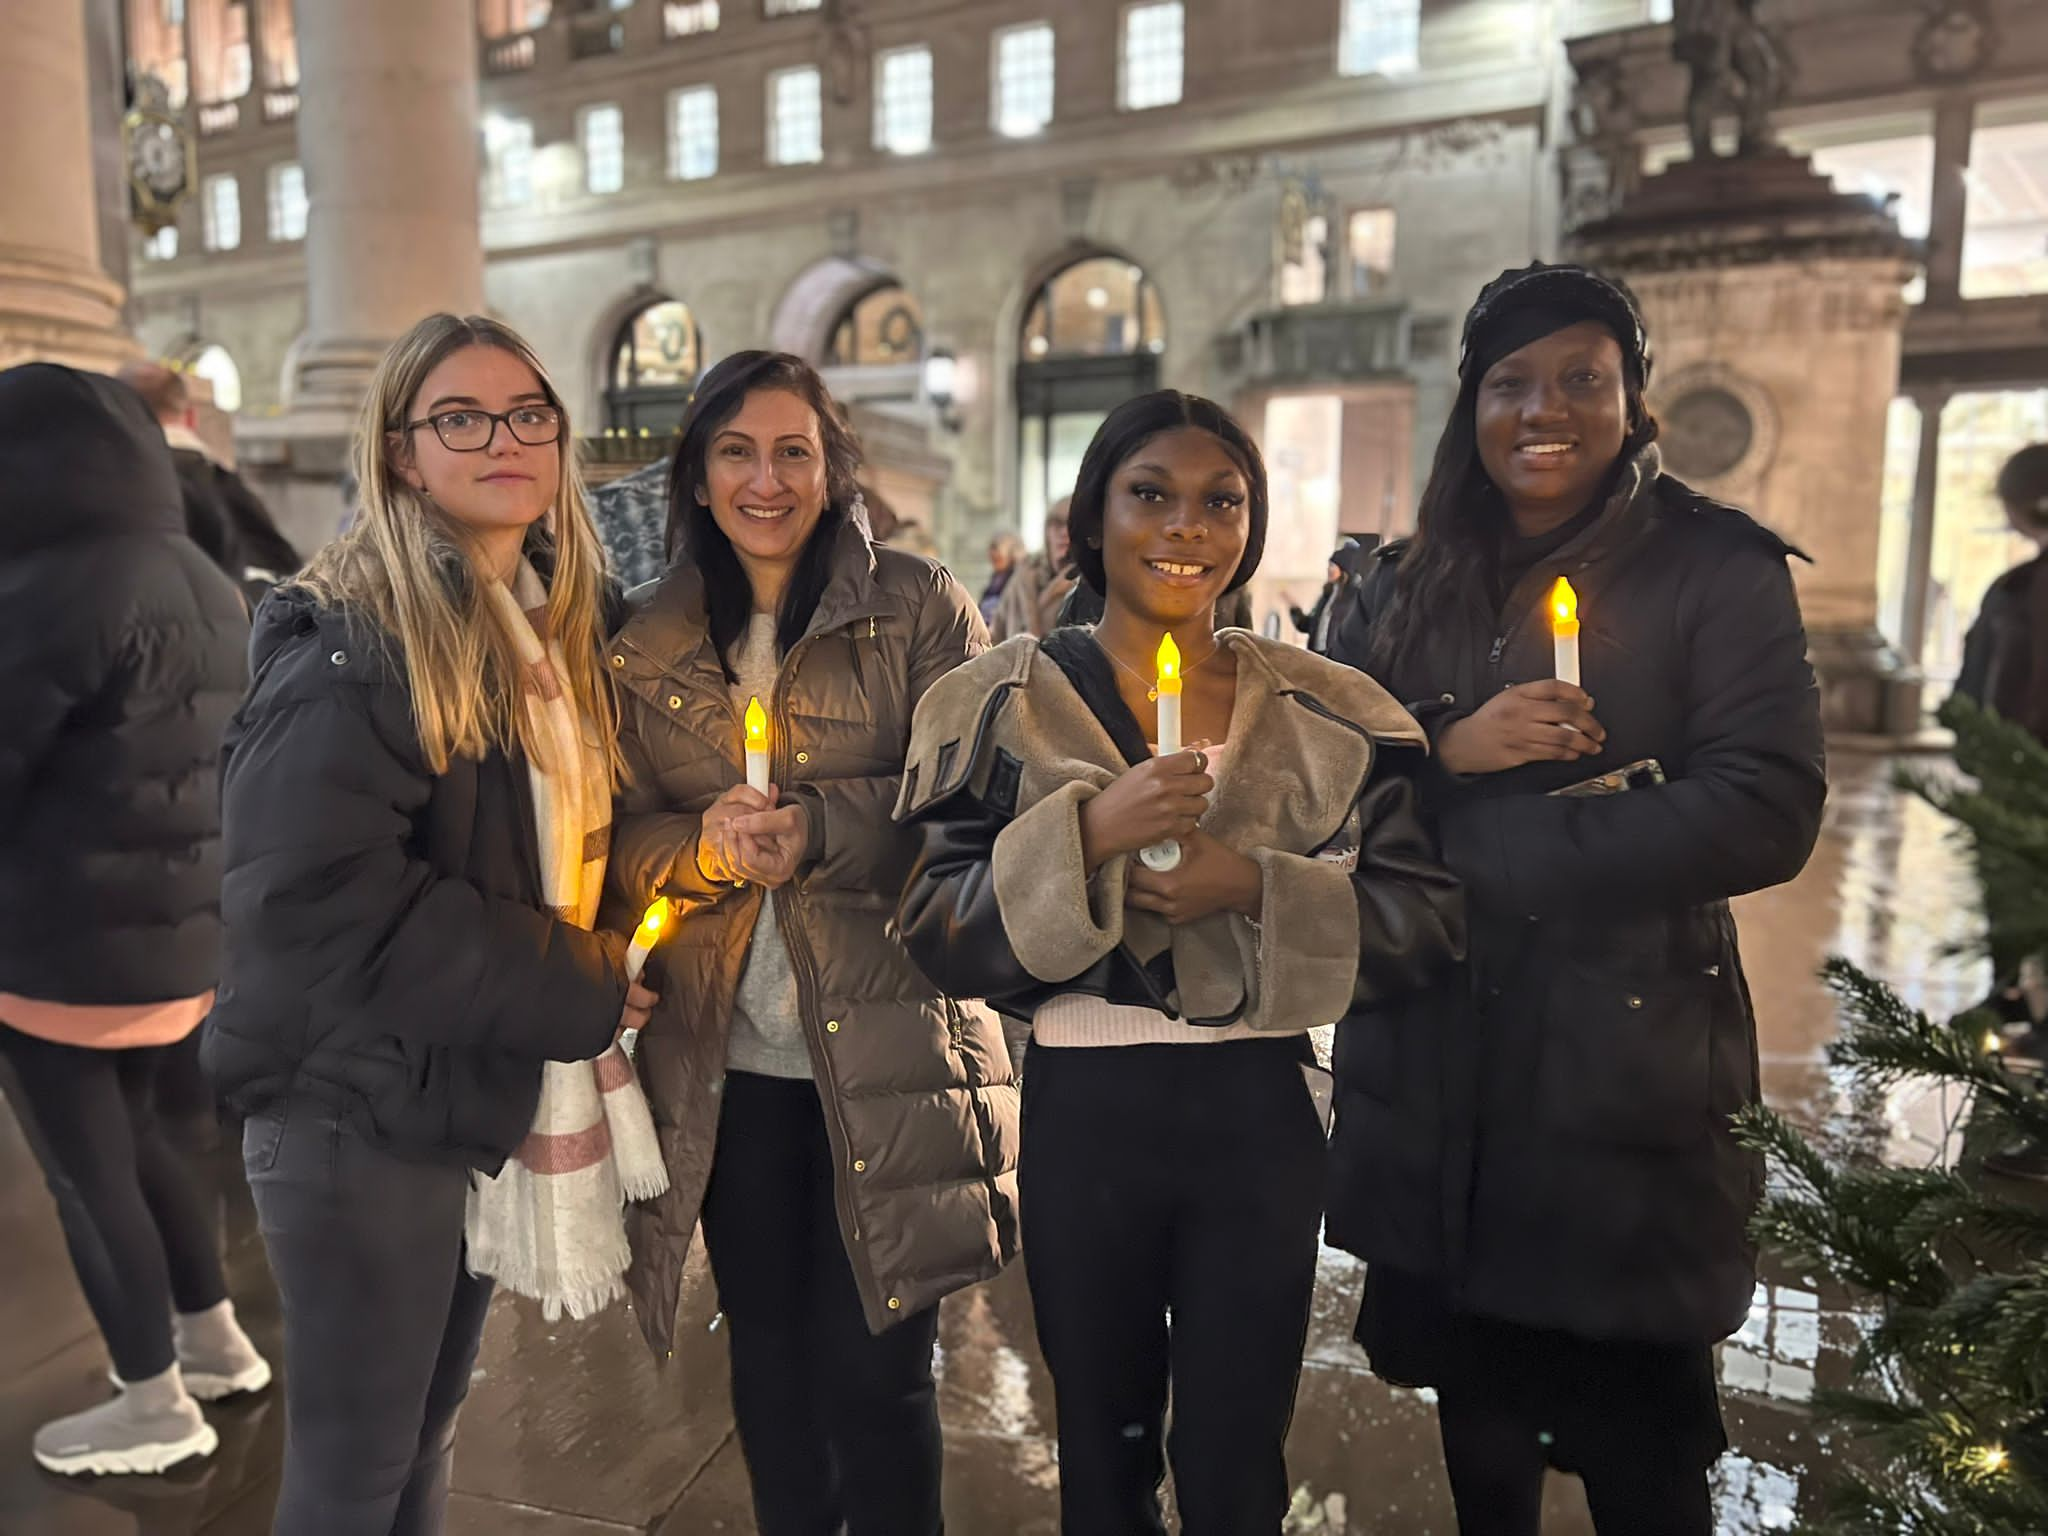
0, 363, 263, 1478
1324, 265, 1827, 1535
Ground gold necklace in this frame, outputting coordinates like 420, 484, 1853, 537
1094, 633, 1222, 702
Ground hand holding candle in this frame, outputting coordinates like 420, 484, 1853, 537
1140, 633, 1186, 873
743, 696, 771, 794
1550, 577, 1580, 688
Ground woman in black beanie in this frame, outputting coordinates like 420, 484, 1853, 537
1325, 264, 1828, 1534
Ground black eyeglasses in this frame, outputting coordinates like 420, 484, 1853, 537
405, 405, 564, 452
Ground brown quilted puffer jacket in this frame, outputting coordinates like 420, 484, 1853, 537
606, 515, 1020, 1355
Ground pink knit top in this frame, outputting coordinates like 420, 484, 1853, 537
0, 992, 213, 1049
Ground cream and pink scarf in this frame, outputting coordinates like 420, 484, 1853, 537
464, 560, 668, 1320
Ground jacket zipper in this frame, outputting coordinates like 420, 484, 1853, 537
772, 629, 888, 1323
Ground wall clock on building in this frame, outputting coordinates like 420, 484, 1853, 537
124, 86, 193, 233
1654, 364, 1780, 491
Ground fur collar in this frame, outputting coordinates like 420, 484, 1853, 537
896, 630, 1424, 1028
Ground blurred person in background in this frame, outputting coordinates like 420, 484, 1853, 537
980, 530, 1027, 627
0, 363, 266, 1478
119, 360, 300, 604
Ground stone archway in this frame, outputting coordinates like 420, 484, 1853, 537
769, 255, 897, 363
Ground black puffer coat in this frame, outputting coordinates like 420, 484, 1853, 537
1324, 446, 1827, 1348
0, 364, 248, 1007
202, 581, 629, 1170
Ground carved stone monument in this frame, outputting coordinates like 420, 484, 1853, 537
1566, 8, 1921, 734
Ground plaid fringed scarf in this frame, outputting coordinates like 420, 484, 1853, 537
465, 559, 669, 1320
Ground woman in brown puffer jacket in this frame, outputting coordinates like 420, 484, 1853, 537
606, 351, 1019, 1536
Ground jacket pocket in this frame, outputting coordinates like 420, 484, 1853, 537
1537, 966, 1713, 1151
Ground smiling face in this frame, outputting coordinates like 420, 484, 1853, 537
1098, 427, 1252, 630
394, 343, 561, 544
697, 388, 830, 590
1474, 319, 1631, 534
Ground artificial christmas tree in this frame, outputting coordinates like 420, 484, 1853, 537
1737, 698, 2048, 1532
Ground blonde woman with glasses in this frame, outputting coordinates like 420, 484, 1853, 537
204, 314, 659, 1535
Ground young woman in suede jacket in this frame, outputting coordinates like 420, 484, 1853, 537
895, 389, 1463, 1535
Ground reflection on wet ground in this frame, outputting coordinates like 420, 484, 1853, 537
0, 753, 1984, 1533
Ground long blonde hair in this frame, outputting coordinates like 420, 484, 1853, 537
294, 313, 622, 779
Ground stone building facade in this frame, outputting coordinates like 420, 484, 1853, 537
13, 0, 2043, 659
112, 0, 1647, 619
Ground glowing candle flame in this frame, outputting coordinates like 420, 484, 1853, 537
635, 899, 670, 948
1985, 1028, 2005, 1055
1550, 577, 1580, 637
745, 696, 769, 749
1155, 633, 1183, 697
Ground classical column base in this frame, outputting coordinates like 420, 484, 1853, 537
1809, 625, 1917, 735
283, 333, 396, 438
236, 412, 357, 559
0, 247, 135, 372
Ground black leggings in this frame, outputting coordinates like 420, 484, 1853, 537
1437, 1386, 1715, 1536
699, 1070, 946, 1536
1020, 1038, 1328, 1536
0, 1023, 229, 1381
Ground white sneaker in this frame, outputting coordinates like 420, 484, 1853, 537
174, 1302, 273, 1401
33, 1373, 217, 1477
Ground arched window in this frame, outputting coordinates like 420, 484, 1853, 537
1020, 256, 1165, 362
1015, 255, 1165, 543
185, 342, 243, 414
605, 298, 701, 433
826, 283, 925, 368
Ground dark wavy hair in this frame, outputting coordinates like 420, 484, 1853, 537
1367, 328, 1659, 676
666, 350, 865, 679
1068, 390, 1268, 598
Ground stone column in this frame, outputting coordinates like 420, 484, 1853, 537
1569, 152, 1922, 735
1897, 388, 1949, 672
284, 0, 484, 432
0, 0, 134, 371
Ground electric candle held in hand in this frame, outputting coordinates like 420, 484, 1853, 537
624, 898, 670, 984
1550, 576, 1581, 688
1140, 633, 1185, 873
743, 696, 770, 794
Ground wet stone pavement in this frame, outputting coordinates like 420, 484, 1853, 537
0, 750, 1989, 1535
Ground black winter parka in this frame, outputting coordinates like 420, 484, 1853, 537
1324, 446, 1827, 1348
202, 580, 629, 1170
0, 364, 248, 1007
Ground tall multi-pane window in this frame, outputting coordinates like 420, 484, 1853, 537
993, 23, 1055, 138
143, 224, 180, 262
1961, 114, 2048, 300
1339, 0, 1420, 79
668, 86, 719, 180
763, 0, 820, 14
581, 103, 625, 194
485, 116, 536, 207
1120, 3, 1183, 112
769, 66, 823, 165
266, 162, 307, 242
202, 173, 240, 251
664, 0, 719, 36
874, 46, 933, 156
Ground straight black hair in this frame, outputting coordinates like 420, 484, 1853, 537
666, 350, 865, 680
1067, 389, 1268, 597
